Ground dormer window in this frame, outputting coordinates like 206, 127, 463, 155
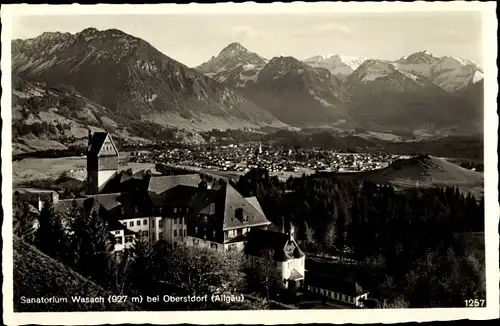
235, 208, 243, 220
195, 226, 198, 234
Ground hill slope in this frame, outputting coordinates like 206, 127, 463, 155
13, 236, 140, 312
11, 77, 157, 154
12, 28, 286, 132
330, 155, 484, 198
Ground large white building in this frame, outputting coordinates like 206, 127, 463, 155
66, 131, 272, 252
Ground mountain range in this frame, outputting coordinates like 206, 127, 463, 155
11, 28, 484, 152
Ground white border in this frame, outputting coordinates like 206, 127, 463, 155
2, 2, 498, 325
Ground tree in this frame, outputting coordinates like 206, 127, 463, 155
13, 197, 39, 243
34, 201, 63, 258
323, 221, 337, 254
150, 244, 246, 309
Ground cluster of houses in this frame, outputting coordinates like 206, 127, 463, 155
14, 131, 369, 307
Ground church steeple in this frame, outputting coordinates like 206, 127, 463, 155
86, 131, 119, 194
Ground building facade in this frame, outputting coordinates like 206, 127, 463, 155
86, 132, 272, 252
244, 228, 306, 291
306, 273, 368, 307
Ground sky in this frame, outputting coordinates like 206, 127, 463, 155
12, 12, 483, 67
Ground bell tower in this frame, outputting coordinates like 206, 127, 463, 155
86, 130, 119, 194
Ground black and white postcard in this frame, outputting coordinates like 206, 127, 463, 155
2, 2, 498, 324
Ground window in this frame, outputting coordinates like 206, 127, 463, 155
137, 220, 141, 226
210, 243, 218, 250
142, 230, 148, 237
212, 230, 216, 238
204, 215, 208, 222
159, 232, 163, 240
151, 220, 155, 228
143, 219, 148, 225
174, 242, 178, 248
152, 233, 156, 241
159, 207, 163, 213
130, 221, 134, 227
195, 226, 198, 234
115, 236, 123, 244
159, 221, 163, 228
235, 208, 243, 219
135, 206, 138, 213
193, 239, 199, 247
174, 207, 178, 213
125, 236, 134, 243
174, 230, 177, 237
121, 207, 125, 215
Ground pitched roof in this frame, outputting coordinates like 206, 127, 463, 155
147, 174, 202, 206
288, 269, 304, 281
90, 193, 122, 211
87, 132, 118, 156
244, 229, 303, 261
222, 184, 270, 230
306, 273, 367, 297
245, 196, 265, 216
54, 198, 91, 215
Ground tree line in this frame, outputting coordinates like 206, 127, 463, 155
233, 168, 485, 308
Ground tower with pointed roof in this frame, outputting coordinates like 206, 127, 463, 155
86, 130, 119, 194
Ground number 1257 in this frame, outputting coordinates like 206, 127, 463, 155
465, 299, 485, 307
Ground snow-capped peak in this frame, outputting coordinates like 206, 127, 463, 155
304, 54, 366, 71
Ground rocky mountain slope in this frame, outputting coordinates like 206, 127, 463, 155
342, 59, 482, 133
195, 42, 267, 88
196, 44, 483, 134
394, 50, 483, 92
12, 29, 286, 135
238, 56, 350, 126
13, 30, 484, 142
